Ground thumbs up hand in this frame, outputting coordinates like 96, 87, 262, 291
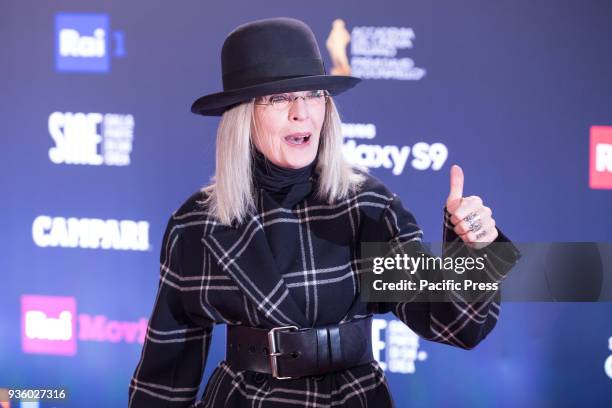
445, 165, 499, 249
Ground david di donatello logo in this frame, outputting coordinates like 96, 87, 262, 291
326, 18, 426, 81
55, 13, 126, 73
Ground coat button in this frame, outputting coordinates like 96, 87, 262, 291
253, 372, 267, 384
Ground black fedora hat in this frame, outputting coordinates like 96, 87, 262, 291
190, 17, 361, 116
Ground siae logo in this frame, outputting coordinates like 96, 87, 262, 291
48, 111, 134, 166
55, 13, 126, 73
372, 318, 428, 374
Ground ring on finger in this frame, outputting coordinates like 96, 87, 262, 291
467, 220, 483, 233
475, 230, 487, 240
463, 211, 480, 224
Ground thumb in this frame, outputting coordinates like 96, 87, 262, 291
446, 164, 464, 213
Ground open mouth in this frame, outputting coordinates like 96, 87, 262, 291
284, 133, 311, 146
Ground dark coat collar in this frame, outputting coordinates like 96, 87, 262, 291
201, 206, 311, 328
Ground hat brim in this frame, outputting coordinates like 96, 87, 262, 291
190, 75, 361, 116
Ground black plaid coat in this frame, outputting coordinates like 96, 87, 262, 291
129, 171, 520, 407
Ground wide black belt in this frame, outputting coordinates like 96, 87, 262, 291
226, 315, 374, 379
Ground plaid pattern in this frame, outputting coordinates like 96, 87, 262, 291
129, 172, 520, 407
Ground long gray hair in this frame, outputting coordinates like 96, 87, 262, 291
199, 97, 365, 226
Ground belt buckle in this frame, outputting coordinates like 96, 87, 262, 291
268, 325, 298, 379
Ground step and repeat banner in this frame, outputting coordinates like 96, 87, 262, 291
2, 1, 612, 407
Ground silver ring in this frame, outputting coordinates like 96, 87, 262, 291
467, 220, 483, 233
464, 211, 479, 223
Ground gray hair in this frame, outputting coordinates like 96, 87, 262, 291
200, 97, 365, 226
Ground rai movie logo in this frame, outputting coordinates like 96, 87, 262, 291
589, 126, 612, 190
21, 294, 148, 357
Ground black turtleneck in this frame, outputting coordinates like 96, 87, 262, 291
252, 148, 318, 208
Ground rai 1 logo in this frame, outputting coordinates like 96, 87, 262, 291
589, 126, 612, 190
605, 336, 612, 380
55, 13, 126, 73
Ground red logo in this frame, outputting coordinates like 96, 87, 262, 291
21, 294, 147, 356
21, 295, 77, 356
589, 126, 612, 190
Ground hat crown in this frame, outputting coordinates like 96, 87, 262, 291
220, 17, 325, 90
190, 17, 360, 116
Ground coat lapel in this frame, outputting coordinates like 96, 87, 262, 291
201, 212, 310, 328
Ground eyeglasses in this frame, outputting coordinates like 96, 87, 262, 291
254, 90, 329, 111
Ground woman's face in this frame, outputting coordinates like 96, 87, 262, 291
252, 90, 327, 169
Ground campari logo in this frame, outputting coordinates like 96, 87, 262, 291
32, 215, 150, 251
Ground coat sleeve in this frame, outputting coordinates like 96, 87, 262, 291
371, 193, 521, 350
129, 215, 214, 407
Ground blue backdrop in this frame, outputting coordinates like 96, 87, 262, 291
2, 1, 612, 407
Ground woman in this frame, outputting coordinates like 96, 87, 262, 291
129, 17, 520, 407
